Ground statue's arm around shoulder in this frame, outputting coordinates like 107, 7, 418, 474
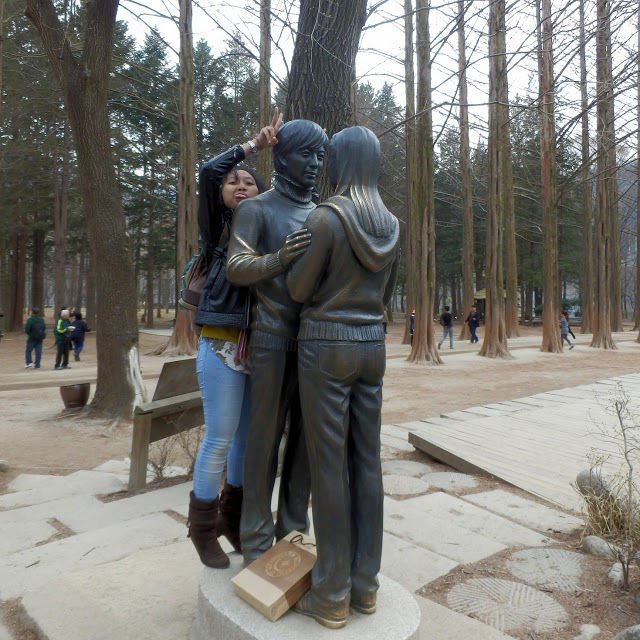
226, 198, 285, 286
286, 207, 334, 303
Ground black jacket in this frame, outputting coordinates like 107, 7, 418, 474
194, 145, 250, 329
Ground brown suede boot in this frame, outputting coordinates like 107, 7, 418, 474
217, 482, 243, 553
187, 491, 229, 569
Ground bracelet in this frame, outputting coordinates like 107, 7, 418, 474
247, 139, 257, 154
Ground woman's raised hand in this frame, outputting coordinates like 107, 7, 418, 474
253, 107, 283, 151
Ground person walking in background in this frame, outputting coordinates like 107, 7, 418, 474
465, 305, 480, 343
562, 310, 576, 341
70, 312, 91, 361
438, 305, 454, 350
54, 309, 74, 369
409, 309, 415, 345
560, 312, 574, 350
24, 307, 46, 369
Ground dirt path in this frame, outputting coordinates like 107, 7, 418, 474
1, 320, 639, 494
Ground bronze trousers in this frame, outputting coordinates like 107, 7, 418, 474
240, 346, 310, 560
298, 339, 385, 604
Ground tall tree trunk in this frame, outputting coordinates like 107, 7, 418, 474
69, 252, 79, 309
403, 0, 417, 345
257, 0, 272, 186
503, 139, 518, 338
636, 4, 640, 342
0, 237, 8, 333
537, 0, 561, 352
145, 248, 154, 329
85, 254, 96, 328
27, 0, 145, 416
579, 0, 594, 334
0, 0, 4, 124
53, 128, 69, 313
480, 0, 511, 359
31, 227, 45, 314
156, 271, 163, 319
74, 246, 85, 312
287, 0, 367, 197
287, 0, 366, 133
7, 231, 27, 331
499, 5, 518, 340
409, 0, 441, 364
602, 1, 621, 332
591, 0, 616, 348
457, 0, 474, 341
157, 0, 198, 355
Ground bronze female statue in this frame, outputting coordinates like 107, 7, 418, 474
286, 126, 399, 628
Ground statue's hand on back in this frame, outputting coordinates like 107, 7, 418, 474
278, 228, 312, 267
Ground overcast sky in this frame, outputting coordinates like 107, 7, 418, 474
117, 1, 639, 150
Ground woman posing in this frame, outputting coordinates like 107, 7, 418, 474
187, 110, 282, 569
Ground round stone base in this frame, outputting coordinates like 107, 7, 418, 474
190, 555, 420, 640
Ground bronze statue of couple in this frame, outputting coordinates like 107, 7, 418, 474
188, 114, 399, 630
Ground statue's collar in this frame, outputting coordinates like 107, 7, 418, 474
273, 174, 314, 204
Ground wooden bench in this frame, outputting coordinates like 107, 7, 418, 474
128, 358, 202, 492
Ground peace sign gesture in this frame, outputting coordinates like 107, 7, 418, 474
253, 107, 284, 151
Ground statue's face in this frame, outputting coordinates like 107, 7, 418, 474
282, 146, 325, 187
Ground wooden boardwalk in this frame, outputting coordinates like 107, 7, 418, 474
403, 373, 640, 512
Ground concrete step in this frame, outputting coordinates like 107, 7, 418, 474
0, 512, 184, 599
416, 596, 517, 639
463, 490, 582, 534
93, 458, 189, 482
0, 495, 103, 527
384, 496, 506, 564
380, 433, 415, 453
0, 520, 58, 556
0, 621, 11, 640
57, 482, 191, 533
382, 423, 417, 439
0, 470, 127, 509
382, 531, 457, 592
403, 493, 553, 548
20, 540, 203, 640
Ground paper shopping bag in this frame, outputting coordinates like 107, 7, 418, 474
231, 530, 316, 621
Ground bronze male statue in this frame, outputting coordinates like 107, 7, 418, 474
286, 126, 399, 629
227, 119, 329, 564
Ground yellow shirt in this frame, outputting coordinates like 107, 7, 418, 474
200, 325, 241, 343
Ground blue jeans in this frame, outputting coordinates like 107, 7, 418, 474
193, 338, 251, 501
26, 339, 43, 367
72, 337, 84, 356
438, 326, 453, 349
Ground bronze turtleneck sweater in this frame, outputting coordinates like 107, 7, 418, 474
226, 175, 316, 350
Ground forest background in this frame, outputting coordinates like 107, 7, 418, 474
0, 0, 639, 417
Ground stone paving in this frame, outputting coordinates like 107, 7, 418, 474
0, 415, 594, 640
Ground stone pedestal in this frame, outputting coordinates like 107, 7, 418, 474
190, 555, 420, 640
